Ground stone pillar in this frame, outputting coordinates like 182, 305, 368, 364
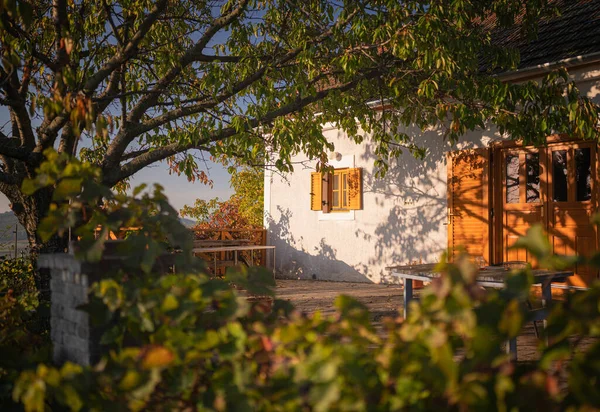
38, 254, 98, 366
39, 244, 177, 366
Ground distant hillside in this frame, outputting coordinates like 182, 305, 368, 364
180, 218, 197, 228
0, 211, 195, 242
0, 211, 26, 242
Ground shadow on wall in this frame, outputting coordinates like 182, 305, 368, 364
349, 129, 447, 281
266, 206, 371, 282
355, 128, 491, 282
267, 125, 496, 284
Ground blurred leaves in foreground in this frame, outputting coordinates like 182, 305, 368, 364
6, 152, 600, 411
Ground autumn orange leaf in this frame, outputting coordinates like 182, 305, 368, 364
140, 346, 174, 369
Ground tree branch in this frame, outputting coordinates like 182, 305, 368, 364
0, 136, 32, 161
119, 148, 151, 161
53, 0, 69, 71
126, 0, 251, 123
103, 0, 124, 46
187, 54, 243, 63
102, 0, 250, 169
3, 73, 36, 149
0, 14, 57, 70
37, 114, 69, 150
105, 67, 381, 185
82, 0, 168, 95
0, 170, 17, 185
105, 5, 361, 170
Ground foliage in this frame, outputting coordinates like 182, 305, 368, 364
182, 197, 250, 229
0, 256, 50, 406
10, 239, 600, 411
181, 164, 264, 229
228, 165, 264, 227
21, 149, 195, 268
9, 153, 600, 411
1, 0, 599, 250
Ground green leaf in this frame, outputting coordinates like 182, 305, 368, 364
21, 178, 39, 195
512, 225, 550, 259
37, 215, 62, 242
161, 293, 179, 312
225, 266, 275, 297
53, 178, 83, 200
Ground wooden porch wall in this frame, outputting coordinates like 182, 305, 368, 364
193, 228, 268, 274
97, 227, 267, 271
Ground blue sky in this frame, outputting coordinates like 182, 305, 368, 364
0, 158, 234, 216
0, 14, 248, 216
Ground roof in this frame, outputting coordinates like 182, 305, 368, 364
485, 0, 600, 70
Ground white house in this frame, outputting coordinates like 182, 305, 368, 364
264, 2, 600, 287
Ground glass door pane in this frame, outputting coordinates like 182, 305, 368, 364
552, 150, 568, 202
575, 148, 592, 201
526, 153, 540, 203
505, 155, 520, 204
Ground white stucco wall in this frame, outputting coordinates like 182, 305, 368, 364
265, 66, 600, 283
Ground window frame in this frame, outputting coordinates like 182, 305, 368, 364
330, 168, 350, 212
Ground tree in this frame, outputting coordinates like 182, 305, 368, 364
1, 0, 598, 253
181, 162, 264, 229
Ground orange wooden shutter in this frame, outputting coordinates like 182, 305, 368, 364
310, 172, 323, 211
447, 149, 490, 264
348, 168, 362, 210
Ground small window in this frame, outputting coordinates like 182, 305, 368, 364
552, 150, 568, 202
506, 155, 520, 204
575, 148, 592, 201
332, 169, 349, 211
310, 168, 362, 212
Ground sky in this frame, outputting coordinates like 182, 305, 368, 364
0, 159, 234, 216
0, 147, 235, 216
0, 11, 247, 216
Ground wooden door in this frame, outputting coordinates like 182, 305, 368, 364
547, 142, 598, 286
497, 142, 599, 287
500, 147, 546, 265
448, 148, 491, 264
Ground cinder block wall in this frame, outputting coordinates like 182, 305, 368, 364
39, 245, 177, 366
38, 254, 98, 366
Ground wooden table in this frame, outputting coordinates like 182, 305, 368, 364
193, 239, 253, 248
387, 263, 573, 359
193, 245, 276, 274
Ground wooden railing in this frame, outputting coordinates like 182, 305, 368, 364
193, 228, 266, 244
192, 228, 267, 273
95, 226, 268, 273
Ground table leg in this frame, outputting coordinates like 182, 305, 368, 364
542, 281, 553, 345
506, 338, 517, 361
403, 278, 413, 319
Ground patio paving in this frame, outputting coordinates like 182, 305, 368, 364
275, 279, 595, 362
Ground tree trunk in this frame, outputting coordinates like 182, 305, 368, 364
3, 185, 69, 337
10, 186, 68, 253
8, 186, 69, 301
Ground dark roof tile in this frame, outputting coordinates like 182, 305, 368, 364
486, 0, 600, 70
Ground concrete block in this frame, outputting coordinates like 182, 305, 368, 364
50, 317, 60, 333
67, 336, 88, 353
67, 321, 77, 335
53, 303, 64, 317
71, 309, 87, 324
77, 325, 90, 340
50, 277, 60, 289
